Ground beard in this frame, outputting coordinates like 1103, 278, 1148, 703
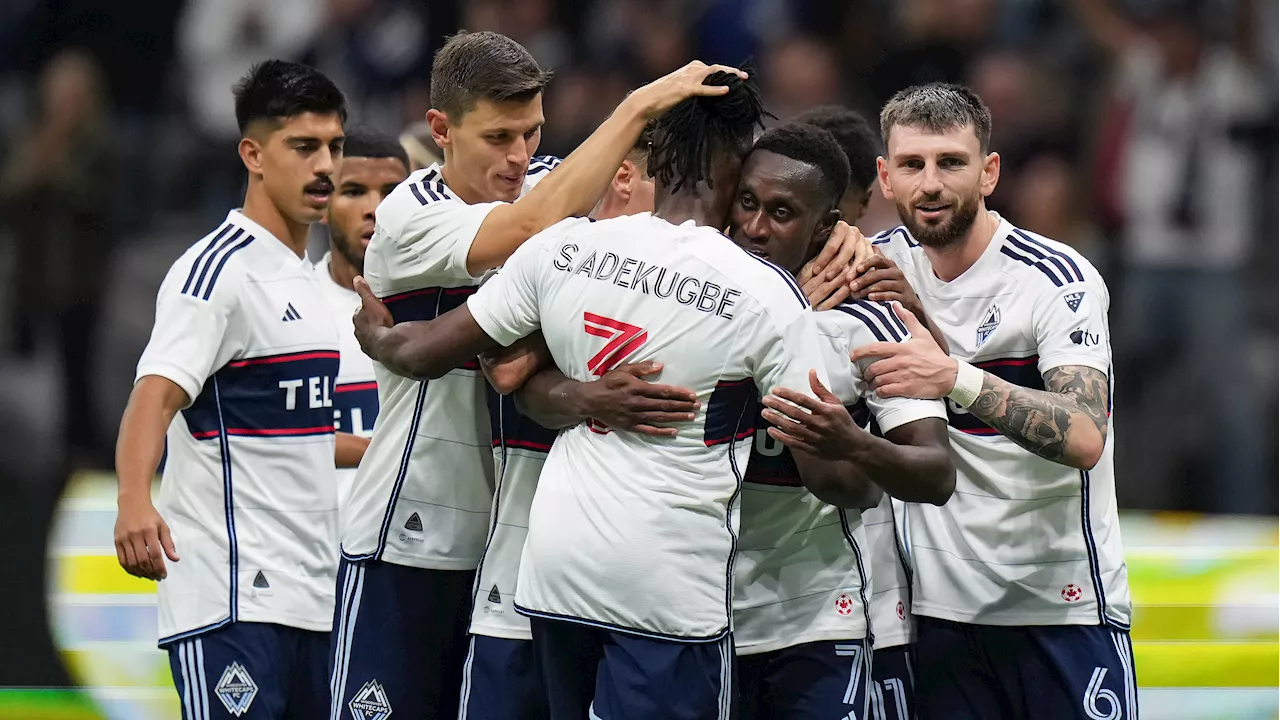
331, 227, 365, 274
895, 186, 981, 249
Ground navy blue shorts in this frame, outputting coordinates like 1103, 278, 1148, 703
868, 644, 915, 720
457, 635, 549, 720
530, 616, 734, 720
328, 558, 473, 720
166, 621, 329, 719
914, 616, 1139, 720
735, 639, 872, 720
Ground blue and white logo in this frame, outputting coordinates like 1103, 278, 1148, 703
349, 679, 393, 720
1064, 291, 1085, 313
214, 662, 258, 716
976, 304, 1001, 348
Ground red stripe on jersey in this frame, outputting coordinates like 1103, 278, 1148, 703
974, 355, 1039, 368
502, 438, 554, 451
336, 381, 378, 393
704, 427, 754, 447
228, 351, 341, 367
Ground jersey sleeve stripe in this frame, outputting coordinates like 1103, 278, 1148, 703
999, 246, 1065, 287
200, 235, 255, 301
740, 251, 808, 308
1011, 228, 1084, 282
183, 227, 243, 298
181, 223, 233, 295
836, 301, 903, 342
1006, 235, 1075, 286
858, 299, 908, 339
409, 183, 430, 205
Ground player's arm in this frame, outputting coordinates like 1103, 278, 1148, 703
115, 375, 186, 580
513, 363, 700, 435
480, 332, 554, 395
853, 302, 1109, 470
795, 222, 879, 311
848, 254, 949, 353
335, 432, 369, 469
763, 371, 955, 506
463, 61, 748, 275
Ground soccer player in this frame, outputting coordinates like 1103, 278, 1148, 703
351, 71, 824, 719
314, 128, 410, 509
848, 83, 1135, 719
114, 60, 366, 719
460, 129, 667, 720
795, 106, 926, 719
725, 122, 953, 720
330, 28, 747, 720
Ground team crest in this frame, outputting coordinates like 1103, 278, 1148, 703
1064, 291, 1085, 313
975, 304, 1001, 347
349, 679, 393, 720
214, 662, 258, 716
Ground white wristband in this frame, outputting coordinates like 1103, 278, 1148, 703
947, 360, 985, 409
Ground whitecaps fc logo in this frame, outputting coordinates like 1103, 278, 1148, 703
835, 594, 855, 616
214, 662, 258, 716
349, 679, 393, 720
976, 304, 1001, 347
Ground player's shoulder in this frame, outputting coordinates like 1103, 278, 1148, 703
698, 238, 809, 316
820, 299, 910, 345
165, 214, 260, 302
525, 155, 562, 188
996, 224, 1104, 292
375, 164, 468, 229
869, 225, 921, 262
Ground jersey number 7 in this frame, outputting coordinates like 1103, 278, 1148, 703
582, 312, 649, 434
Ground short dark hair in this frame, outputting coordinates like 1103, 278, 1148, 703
649, 71, 768, 194
751, 122, 850, 212
879, 83, 992, 153
793, 106, 880, 191
343, 126, 410, 171
233, 60, 347, 135
627, 120, 656, 173
431, 31, 552, 119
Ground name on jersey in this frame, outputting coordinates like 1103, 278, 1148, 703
554, 243, 741, 320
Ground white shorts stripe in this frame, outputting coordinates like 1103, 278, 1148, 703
717, 636, 731, 720
328, 565, 358, 719
195, 638, 209, 720
330, 565, 367, 720
456, 635, 477, 720
178, 641, 195, 720
1111, 630, 1138, 719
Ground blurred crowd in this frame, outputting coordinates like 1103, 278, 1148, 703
0, 0, 1275, 514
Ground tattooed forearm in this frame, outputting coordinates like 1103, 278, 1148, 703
967, 366, 1110, 468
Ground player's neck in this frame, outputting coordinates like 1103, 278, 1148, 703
328, 244, 359, 291
438, 162, 490, 206
242, 187, 309, 258
653, 190, 722, 229
922, 207, 1001, 283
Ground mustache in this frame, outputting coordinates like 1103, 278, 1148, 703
305, 178, 334, 194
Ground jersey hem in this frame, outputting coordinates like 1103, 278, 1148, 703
734, 629, 871, 656
157, 617, 232, 648
377, 549, 482, 571
467, 625, 533, 642
912, 603, 1132, 628
514, 603, 729, 644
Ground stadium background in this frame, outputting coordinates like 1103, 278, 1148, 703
0, 0, 1275, 717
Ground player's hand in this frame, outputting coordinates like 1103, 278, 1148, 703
626, 61, 750, 119
577, 361, 700, 436
114, 495, 179, 581
798, 222, 879, 310
761, 370, 866, 459
352, 276, 393, 361
851, 303, 959, 400
847, 255, 925, 321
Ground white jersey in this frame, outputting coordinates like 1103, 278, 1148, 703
873, 213, 1131, 629
864, 496, 913, 649
342, 157, 559, 569
733, 300, 946, 655
136, 210, 340, 644
469, 390, 557, 640
468, 212, 828, 641
313, 253, 379, 511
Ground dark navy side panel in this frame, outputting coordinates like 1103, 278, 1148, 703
702, 378, 756, 447
333, 381, 379, 436
945, 355, 1043, 435
486, 387, 558, 453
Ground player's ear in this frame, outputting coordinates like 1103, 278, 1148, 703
980, 151, 1000, 198
238, 136, 264, 176
815, 208, 839, 242
613, 160, 635, 200
876, 156, 894, 200
426, 109, 451, 150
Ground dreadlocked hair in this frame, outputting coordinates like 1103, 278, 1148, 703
648, 69, 768, 194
